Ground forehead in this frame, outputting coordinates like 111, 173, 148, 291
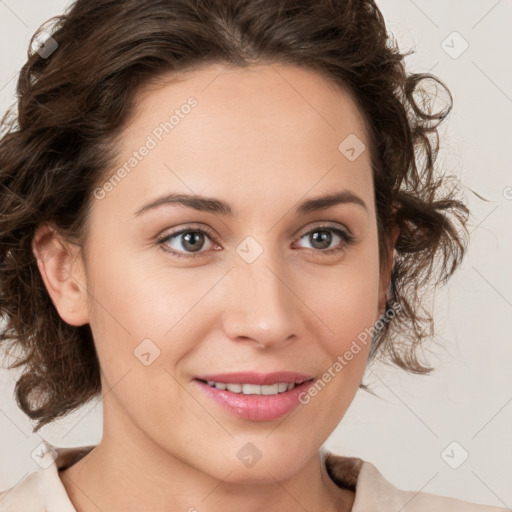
130, 62, 369, 149
99, 62, 374, 218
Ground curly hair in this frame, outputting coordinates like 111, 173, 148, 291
0, 0, 469, 432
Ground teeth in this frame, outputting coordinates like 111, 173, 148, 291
243, 384, 263, 394
205, 381, 296, 395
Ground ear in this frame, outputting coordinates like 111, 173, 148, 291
377, 225, 400, 318
32, 224, 89, 326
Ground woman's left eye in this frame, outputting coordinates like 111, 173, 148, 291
294, 226, 355, 255
157, 224, 355, 259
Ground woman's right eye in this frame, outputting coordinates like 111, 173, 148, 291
157, 228, 217, 259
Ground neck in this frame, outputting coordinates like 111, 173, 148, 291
60, 404, 354, 512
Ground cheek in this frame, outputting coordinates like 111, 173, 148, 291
84, 245, 215, 387
299, 247, 381, 356
323, 279, 379, 358
296, 257, 379, 425
85, 242, 171, 336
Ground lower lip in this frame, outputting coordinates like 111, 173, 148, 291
194, 379, 314, 421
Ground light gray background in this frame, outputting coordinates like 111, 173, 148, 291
1, 0, 511, 507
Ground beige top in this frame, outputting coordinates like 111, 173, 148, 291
0, 441, 507, 511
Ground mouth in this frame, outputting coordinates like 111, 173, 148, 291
193, 372, 315, 421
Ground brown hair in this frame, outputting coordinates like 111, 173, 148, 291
0, 0, 468, 432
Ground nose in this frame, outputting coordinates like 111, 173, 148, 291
221, 255, 302, 350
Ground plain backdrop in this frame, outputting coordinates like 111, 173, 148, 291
0, 0, 511, 508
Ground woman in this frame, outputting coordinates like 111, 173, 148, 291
0, 0, 506, 510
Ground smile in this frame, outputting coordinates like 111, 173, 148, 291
194, 372, 315, 421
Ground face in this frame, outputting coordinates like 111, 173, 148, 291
49, 63, 390, 482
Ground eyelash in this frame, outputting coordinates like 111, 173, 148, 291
157, 224, 356, 260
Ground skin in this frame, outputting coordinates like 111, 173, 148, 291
33, 62, 396, 512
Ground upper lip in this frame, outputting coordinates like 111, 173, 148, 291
195, 372, 314, 386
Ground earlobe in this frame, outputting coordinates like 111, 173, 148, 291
32, 224, 89, 326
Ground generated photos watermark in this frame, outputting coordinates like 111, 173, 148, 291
93, 96, 198, 200
298, 303, 402, 405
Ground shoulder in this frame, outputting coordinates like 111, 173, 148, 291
0, 471, 44, 512
324, 451, 508, 512
0, 441, 95, 512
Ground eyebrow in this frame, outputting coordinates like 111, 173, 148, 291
133, 189, 368, 217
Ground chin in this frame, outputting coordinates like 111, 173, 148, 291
209, 445, 312, 484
